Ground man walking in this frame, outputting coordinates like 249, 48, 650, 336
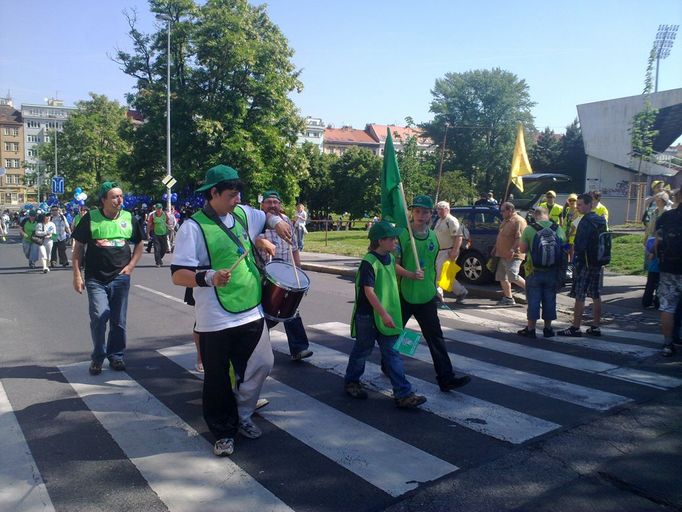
49, 205, 71, 267
558, 193, 608, 337
147, 203, 170, 266
258, 190, 313, 361
493, 202, 526, 306
433, 201, 467, 302
72, 181, 144, 375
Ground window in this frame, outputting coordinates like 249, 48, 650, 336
44, 135, 50, 143
5, 159, 20, 168
27, 121, 40, 128
27, 149, 36, 157
3, 127, 19, 136
4, 142, 19, 151
27, 135, 38, 143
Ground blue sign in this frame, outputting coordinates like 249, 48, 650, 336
52, 176, 65, 195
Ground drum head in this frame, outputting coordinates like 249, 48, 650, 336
265, 261, 310, 291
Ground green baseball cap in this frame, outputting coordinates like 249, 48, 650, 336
409, 195, 434, 210
28, 209, 37, 216
154, 203, 163, 209
262, 190, 281, 201
98, 181, 119, 200
368, 221, 403, 241
196, 164, 240, 192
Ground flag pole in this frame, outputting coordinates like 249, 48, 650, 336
398, 182, 421, 273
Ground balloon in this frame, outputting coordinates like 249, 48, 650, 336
171, 193, 178, 203
162, 193, 168, 200
75, 187, 82, 194
77, 192, 87, 201
77, 199, 85, 206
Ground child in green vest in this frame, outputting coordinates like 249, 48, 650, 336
344, 221, 427, 409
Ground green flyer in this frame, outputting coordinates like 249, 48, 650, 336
393, 328, 422, 356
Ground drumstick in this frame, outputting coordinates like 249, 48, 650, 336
227, 248, 248, 272
288, 241, 301, 288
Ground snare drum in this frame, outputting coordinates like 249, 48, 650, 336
261, 261, 310, 322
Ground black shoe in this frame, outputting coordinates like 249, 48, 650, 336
89, 361, 102, 375
557, 326, 582, 337
543, 327, 556, 338
439, 375, 471, 392
394, 393, 427, 408
291, 349, 313, 361
110, 359, 126, 371
517, 327, 536, 339
585, 326, 601, 337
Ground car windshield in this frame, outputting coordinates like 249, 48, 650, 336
510, 174, 571, 210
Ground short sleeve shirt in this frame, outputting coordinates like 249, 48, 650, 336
434, 214, 461, 250
355, 251, 391, 315
521, 220, 566, 273
495, 212, 527, 260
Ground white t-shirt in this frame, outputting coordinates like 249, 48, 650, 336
295, 209, 307, 228
434, 214, 461, 250
172, 205, 270, 332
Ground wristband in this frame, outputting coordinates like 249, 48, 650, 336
196, 270, 216, 287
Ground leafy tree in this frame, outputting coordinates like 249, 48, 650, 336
329, 147, 381, 220
397, 136, 436, 203
298, 143, 336, 217
423, 68, 536, 199
560, 118, 586, 192
435, 170, 477, 205
36, 93, 131, 197
115, 0, 304, 202
529, 127, 562, 172
630, 46, 659, 172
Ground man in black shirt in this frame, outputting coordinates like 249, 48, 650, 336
72, 181, 144, 375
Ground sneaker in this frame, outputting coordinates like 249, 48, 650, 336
344, 382, 368, 399
255, 398, 270, 411
238, 419, 262, 439
291, 349, 313, 361
29, 262, 35, 269
89, 361, 102, 375
585, 326, 601, 337
394, 393, 427, 409
543, 327, 556, 338
496, 297, 516, 306
213, 438, 235, 457
517, 327, 536, 339
110, 359, 126, 371
42, 268, 49, 274
662, 344, 675, 357
454, 290, 468, 304
439, 375, 471, 392
557, 326, 582, 337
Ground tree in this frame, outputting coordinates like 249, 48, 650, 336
630, 46, 659, 173
423, 68, 536, 199
36, 93, 131, 198
560, 118, 586, 192
115, 0, 304, 202
298, 143, 336, 217
435, 170, 476, 205
329, 147, 381, 220
529, 127, 562, 173
396, 136, 436, 204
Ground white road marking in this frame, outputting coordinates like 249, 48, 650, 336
134, 284, 185, 303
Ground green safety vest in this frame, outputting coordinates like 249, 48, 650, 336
398, 227, 439, 304
73, 214, 82, 228
539, 202, 563, 225
192, 206, 261, 314
89, 209, 133, 247
152, 212, 168, 235
351, 252, 402, 337
23, 220, 36, 241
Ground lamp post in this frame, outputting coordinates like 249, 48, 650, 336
653, 24, 678, 92
157, 14, 173, 214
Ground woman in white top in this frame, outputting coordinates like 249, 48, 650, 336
33, 213, 56, 273
294, 203, 307, 251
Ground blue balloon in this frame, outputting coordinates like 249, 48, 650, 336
75, 187, 82, 194
77, 199, 85, 206
162, 193, 168, 200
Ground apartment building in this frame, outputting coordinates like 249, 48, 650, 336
0, 97, 29, 207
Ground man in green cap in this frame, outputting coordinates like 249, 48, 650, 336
396, 194, 471, 391
171, 164, 292, 457
147, 202, 170, 267
72, 181, 145, 375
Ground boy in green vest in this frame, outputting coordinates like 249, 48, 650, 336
344, 221, 427, 408
397, 195, 471, 391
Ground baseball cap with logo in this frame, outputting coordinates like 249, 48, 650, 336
409, 195, 434, 210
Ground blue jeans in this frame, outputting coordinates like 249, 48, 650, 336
266, 313, 310, 355
294, 225, 305, 251
526, 269, 558, 321
85, 274, 131, 363
345, 314, 412, 399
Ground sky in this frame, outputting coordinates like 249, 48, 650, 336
1, 0, 681, 135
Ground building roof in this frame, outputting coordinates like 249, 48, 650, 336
127, 110, 144, 123
0, 105, 22, 125
366, 124, 430, 145
324, 126, 378, 145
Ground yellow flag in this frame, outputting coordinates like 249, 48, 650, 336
510, 122, 533, 192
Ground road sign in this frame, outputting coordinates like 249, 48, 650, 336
161, 175, 177, 188
52, 176, 65, 195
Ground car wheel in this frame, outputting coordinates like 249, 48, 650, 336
460, 251, 492, 284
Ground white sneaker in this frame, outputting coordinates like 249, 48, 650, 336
238, 419, 262, 439
213, 437, 234, 457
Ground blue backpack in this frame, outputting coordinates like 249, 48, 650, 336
529, 220, 563, 269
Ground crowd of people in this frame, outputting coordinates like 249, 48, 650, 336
3, 170, 680, 458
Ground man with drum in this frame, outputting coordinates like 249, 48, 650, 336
171, 165, 291, 457
258, 190, 313, 361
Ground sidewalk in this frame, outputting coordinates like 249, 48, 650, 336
299, 251, 660, 328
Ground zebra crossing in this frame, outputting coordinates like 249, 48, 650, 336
3, 309, 679, 512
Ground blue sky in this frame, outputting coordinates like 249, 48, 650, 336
2, 0, 681, 134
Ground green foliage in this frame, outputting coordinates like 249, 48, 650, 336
435, 170, 477, 205
423, 68, 536, 198
560, 118, 586, 192
630, 46, 659, 165
529, 127, 562, 172
298, 143, 336, 216
397, 136, 436, 203
329, 147, 382, 220
36, 93, 131, 198
115, 0, 304, 202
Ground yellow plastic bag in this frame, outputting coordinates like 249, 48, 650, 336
437, 260, 461, 292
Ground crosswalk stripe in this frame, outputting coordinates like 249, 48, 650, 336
429, 323, 681, 390
310, 322, 632, 411
59, 362, 293, 512
159, 344, 458, 496
438, 309, 659, 357
267, 332, 560, 444
0, 381, 55, 512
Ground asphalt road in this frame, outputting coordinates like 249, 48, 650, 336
1, 231, 681, 512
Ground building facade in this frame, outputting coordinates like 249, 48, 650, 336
0, 97, 30, 208
296, 116, 324, 149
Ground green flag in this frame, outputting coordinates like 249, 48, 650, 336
381, 129, 408, 228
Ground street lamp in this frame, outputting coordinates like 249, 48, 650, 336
653, 24, 678, 92
157, 13, 173, 214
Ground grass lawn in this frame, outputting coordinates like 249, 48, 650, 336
304, 229, 648, 276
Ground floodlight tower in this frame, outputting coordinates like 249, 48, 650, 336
653, 24, 678, 92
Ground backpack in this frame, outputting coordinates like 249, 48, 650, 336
529, 220, 563, 269
586, 220, 611, 267
659, 211, 682, 269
